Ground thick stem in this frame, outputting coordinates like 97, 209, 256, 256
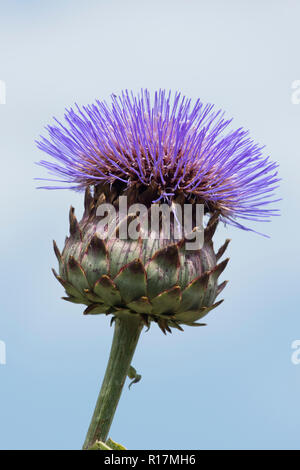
83, 315, 143, 450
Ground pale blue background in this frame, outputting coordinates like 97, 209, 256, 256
0, 0, 299, 450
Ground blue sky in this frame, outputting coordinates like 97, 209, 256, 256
0, 0, 299, 450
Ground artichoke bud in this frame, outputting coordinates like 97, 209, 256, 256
53, 183, 230, 334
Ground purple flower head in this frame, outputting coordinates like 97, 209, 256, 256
36, 89, 279, 233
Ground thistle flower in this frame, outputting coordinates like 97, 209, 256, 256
36, 89, 279, 450
37, 89, 279, 230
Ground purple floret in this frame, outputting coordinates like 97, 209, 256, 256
36, 89, 280, 232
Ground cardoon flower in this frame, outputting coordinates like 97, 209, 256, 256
36, 89, 279, 450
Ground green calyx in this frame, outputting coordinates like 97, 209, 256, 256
53, 187, 230, 334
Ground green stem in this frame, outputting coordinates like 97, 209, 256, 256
83, 315, 143, 450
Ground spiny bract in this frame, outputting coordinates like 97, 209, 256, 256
52, 185, 229, 333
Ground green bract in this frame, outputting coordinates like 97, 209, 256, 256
53, 185, 229, 333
